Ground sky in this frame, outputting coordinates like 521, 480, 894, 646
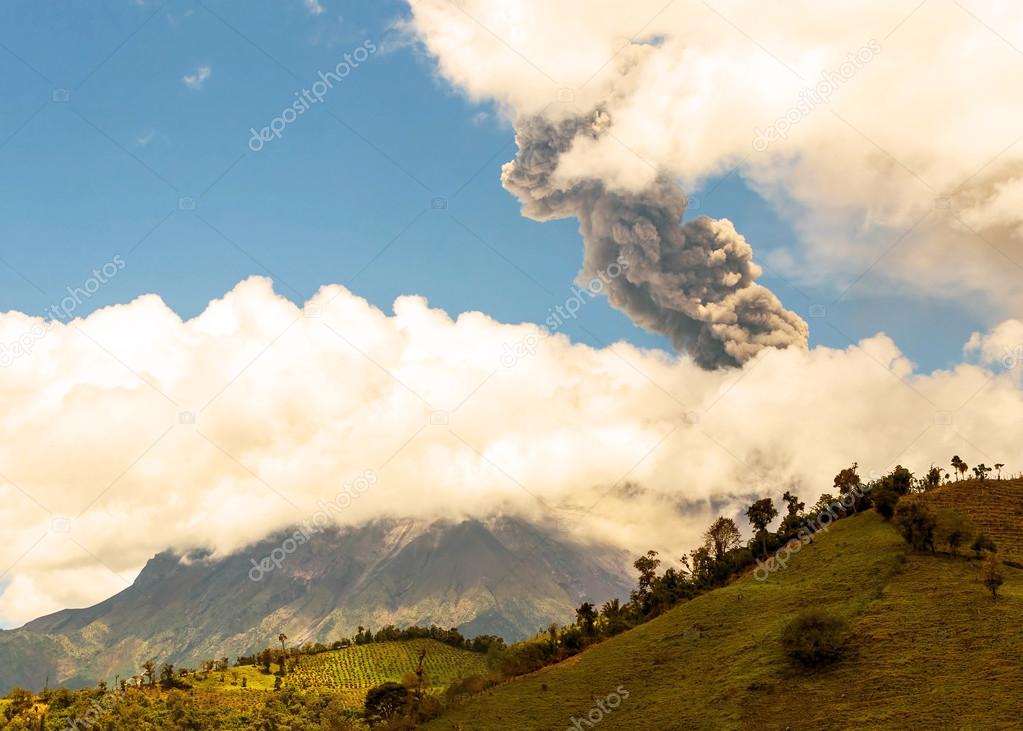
0, 0, 1021, 627
0, 0, 990, 371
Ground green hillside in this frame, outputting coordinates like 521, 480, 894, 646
427, 511, 1023, 730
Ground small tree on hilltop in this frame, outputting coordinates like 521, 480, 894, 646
746, 498, 779, 557
778, 491, 806, 538
981, 551, 1004, 600
951, 456, 963, 481
872, 488, 900, 521
834, 463, 863, 512
703, 517, 742, 561
994, 463, 1005, 480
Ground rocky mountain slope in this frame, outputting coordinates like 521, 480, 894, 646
0, 517, 631, 692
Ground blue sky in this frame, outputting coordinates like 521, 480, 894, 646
0, 0, 979, 371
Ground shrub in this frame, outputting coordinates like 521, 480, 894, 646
872, 488, 900, 520
972, 533, 997, 558
936, 510, 975, 557
981, 551, 1004, 600
781, 610, 848, 667
893, 502, 936, 552
364, 682, 410, 726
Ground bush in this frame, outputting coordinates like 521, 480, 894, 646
781, 610, 848, 667
893, 501, 936, 552
936, 510, 974, 557
872, 488, 900, 520
972, 533, 997, 557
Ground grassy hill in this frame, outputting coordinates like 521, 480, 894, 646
914, 478, 1023, 561
426, 511, 1023, 730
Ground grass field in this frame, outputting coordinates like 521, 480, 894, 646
190, 662, 280, 692
426, 511, 1023, 730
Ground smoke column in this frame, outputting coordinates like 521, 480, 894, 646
501, 110, 809, 369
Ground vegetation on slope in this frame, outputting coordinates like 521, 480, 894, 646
427, 511, 1023, 730
3, 461, 1018, 729
284, 640, 487, 708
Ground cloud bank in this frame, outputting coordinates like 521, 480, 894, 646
0, 277, 1020, 625
405, 0, 1023, 317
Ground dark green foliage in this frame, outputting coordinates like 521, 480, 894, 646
747, 498, 779, 556
873, 488, 900, 520
364, 682, 409, 725
781, 610, 849, 667
893, 501, 937, 552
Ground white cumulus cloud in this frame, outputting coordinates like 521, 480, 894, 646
0, 277, 1020, 625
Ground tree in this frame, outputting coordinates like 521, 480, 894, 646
951, 455, 963, 481
924, 466, 942, 490
600, 598, 628, 636
364, 682, 409, 726
746, 498, 778, 556
142, 660, 156, 687
872, 488, 899, 520
981, 551, 1004, 600
633, 550, 661, 596
778, 492, 806, 538
703, 517, 742, 560
886, 465, 914, 495
973, 464, 992, 481
994, 463, 1005, 480
893, 502, 936, 552
278, 633, 288, 675
575, 602, 598, 636
834, 463, 862, 511
936, 510, 974, 558
782, 491, 805, 516
159, 663, 175, 689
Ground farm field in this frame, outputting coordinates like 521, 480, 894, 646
916, 478, 1023, 561
284, 639, 488, 707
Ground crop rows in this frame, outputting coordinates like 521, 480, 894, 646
285, 639, 487, 704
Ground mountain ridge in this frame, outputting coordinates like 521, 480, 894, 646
0, 516, 632, 693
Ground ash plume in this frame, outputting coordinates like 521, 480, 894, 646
501, 110, 809, 369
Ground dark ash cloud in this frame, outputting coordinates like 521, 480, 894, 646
501, 110, 809, 369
